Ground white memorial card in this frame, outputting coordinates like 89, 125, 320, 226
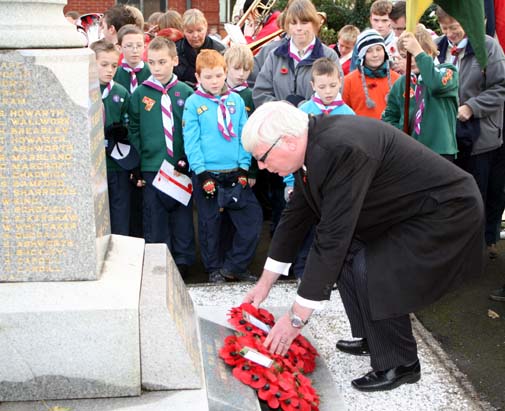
152, 159, 193, 206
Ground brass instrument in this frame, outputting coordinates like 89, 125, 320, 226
237, 0, 278, 38
248, 28, 283, 54
223, 0, 280, 47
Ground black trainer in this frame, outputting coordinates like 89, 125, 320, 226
208, 270, 226, 284
219, 268, 257, 282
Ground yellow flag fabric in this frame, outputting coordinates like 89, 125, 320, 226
406, 0, 432, 31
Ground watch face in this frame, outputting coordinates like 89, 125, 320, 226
291, 317, 304, 328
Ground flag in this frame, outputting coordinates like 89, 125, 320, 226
406, 0, 432, 32
435, 0, 488, 68
405, 0, 488, 69
495, 0, 505, 50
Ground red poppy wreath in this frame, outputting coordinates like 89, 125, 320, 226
219, 303, 320, 411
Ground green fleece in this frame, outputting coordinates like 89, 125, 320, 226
382, 52, 459, 155
101, 82, 130, 171
129, 77, 194, 172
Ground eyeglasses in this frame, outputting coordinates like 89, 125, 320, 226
257, 136, 282, 163
123, 43, 144, 50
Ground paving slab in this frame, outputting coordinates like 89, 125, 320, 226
199, 317, 260, 411
0, 390, 208, 411
197, 305, 346, 411
189, 282, 489, 411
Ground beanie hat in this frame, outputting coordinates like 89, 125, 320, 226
355, 29, 387, 62
355, 29, 392, 109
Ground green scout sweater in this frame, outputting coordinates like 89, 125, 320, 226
382, 52, 459, 156
113, 64, 151, 93
129, 77, 194, 172
101, 82, 130, 171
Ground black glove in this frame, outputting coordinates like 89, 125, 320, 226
174, 155, 190, 176
198, 171, 217, 199
130, 167, 144, 187
285, 94, 305, 107
104, 123, 128, 143
237, 168, 248, 188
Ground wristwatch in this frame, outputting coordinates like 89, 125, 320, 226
289, 306, 309, 329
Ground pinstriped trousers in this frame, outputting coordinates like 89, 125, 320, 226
338, 241, 419, 371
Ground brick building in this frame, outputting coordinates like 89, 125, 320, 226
64, 0, 231, 31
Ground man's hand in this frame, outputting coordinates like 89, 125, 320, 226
263, 302, 314, 355
458, 105, 473, 122
243, 282, 270, 308
263, 313, 301, 356
242, 269, 280, 308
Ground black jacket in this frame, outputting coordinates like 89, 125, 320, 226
174, 36, 226, 88
270, 115, 485, 320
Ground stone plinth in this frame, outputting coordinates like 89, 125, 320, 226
0, 235, 144, 401
0, 0, 86, 48
140, 244, 203, 390
0, 48, 110, 282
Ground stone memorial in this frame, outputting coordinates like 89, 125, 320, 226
140, 244, 203, 390
0, 48, 110, 282
0, 235, 145, 401
0, 0, 144, 402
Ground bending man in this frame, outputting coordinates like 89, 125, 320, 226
241, 101, 485, 391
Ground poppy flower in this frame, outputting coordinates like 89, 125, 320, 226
222, 304, 320, 410
258, 383, 281, 409
218, 338, 245, 366
280, 67, 289, 75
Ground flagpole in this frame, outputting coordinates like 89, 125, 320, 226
402, 51, 412, 134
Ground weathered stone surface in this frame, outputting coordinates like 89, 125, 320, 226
0, 235, 144, 401
199, 317, 261, 411
0, 0, 86, 48
140, 244, 203, 390
0, 390, 209, 411
0, 48, 110, 281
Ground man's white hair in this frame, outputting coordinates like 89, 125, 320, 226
241, 101, 309, 153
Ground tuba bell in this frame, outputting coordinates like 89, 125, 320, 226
79, 13, 103, 46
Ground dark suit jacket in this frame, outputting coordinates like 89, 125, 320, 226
270, 115, 485, 320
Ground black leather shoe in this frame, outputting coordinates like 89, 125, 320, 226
336, 338, 370, 356
351, 360, 421, 392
